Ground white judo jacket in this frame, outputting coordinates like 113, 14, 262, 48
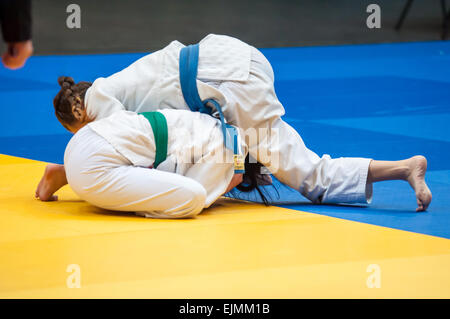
84, 34, 250, 121
65, 109, 247, 218
81, 33, 373, 207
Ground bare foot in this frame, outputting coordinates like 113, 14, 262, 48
405, 156, 432, 212
35, 164, 68, 201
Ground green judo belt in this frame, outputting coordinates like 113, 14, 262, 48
140, 111, 168, 168
139, 43, 246, 173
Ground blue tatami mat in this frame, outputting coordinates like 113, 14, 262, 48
0, 40, 449, 238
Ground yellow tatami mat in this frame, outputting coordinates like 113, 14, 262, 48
0, 154, 449, 298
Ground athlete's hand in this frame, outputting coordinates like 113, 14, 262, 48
2, 40, 33, 70
35, 164, 68, 201
225, 173, 243, 193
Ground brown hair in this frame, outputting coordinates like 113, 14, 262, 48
53, 76, 92, 125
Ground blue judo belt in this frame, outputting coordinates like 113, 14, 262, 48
179, 44, 245, 174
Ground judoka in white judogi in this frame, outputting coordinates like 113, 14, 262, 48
69, 34, 372, 217
64, 109, 247, 218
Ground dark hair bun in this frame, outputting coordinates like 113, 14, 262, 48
57, 76, 75, 89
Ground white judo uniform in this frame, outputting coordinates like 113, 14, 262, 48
64, 109, 246, 218
80, 33, 373, 209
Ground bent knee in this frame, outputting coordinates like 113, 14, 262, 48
141, 182, 207, 219
164, 183, 207, 218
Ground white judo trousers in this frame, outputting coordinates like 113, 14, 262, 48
64, 110, 244, 218
77, 34, 372, 217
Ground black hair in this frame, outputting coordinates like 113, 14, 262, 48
233, 156, 275, 206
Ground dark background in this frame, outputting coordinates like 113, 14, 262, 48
2, 0, 446, 54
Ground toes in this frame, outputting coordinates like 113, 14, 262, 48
39, 194, 58, 202
416, 197, 425, 212
416, 195, 431, 212
421, 190, 432, 211
422, 198, 431, 211
416, 204, 426, 212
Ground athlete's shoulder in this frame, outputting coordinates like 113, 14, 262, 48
197, 34, 252, 81
91, 110, 140, 126
85, 77, 109, 98
87, 110, 150, 146
199, 33, 250, 46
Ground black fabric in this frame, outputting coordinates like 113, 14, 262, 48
0, 0, 32, 43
